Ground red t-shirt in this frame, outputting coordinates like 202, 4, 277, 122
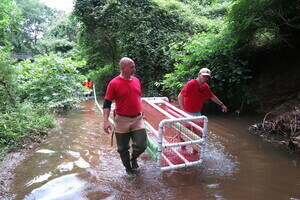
104, 76, 142, 115
180, 79, 214, 112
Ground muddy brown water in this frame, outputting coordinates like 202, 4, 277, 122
9, 99, 300, 200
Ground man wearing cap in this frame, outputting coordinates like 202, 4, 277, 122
178, 68, 228, 116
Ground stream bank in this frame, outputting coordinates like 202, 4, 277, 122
0, 150, 31, 199
248, 106, 300, 153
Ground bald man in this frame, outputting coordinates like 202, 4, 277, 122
103, 57, 147, 175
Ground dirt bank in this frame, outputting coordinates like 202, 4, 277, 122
249, 107, 300, 153
0, 149, 33, 200
0, 115, 65, 199
250, 46, 300, 113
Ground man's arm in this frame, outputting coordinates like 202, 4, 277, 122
103, 99, 113, 134
211, 95, 228, 112
178, 93, 185, 111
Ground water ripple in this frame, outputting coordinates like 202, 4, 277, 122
23, 173, 87, 200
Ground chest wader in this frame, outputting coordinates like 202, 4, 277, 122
115, 129, 147, 174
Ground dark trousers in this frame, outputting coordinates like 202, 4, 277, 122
115, 129, 147, 169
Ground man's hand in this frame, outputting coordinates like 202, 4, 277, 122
103, 108, 112, 134
103, 121, 112, 134
221, 104, 228, 113
142, 114, 147, 121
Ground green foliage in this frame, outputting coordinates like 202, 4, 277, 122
1, 50, 89, 158
16, 54, 88, 108
160, 31, 253, 111
154, 0, 230, 31
36, 14, 78, 56
74, 0, 223, 95
0, 48, 57, 157
8, 0, 64, 54
1, 1, 86, 159
227, 0, 300, 50
0, 0, 22, 44
0, 102, 55, 155
159, 0, 300, 112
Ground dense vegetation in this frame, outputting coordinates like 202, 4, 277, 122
74, 0, 231, 96
0, 0, 87, 159
0, 50, 88, 158
1, 0, 299, 158
8, 0, 78, 56
74, 0, 299, 112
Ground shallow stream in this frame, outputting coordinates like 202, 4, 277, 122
10, 99, 300, 200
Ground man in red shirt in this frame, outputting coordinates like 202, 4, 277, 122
83, 78, 93, 96
103, 57, 147, 175
178, 68, 228, 116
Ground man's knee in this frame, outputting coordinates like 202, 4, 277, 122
131, 129, 147, 151
115, 132, 131, 154
117, 146, 130, 155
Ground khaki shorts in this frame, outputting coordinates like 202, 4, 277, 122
114, 114, 145, 133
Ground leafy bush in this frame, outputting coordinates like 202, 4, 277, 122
0, 102, 55, 156
16, 54, 88, 108
0, 46, 17, 107
1, 49, 57, 156
1, 52, 88, 158
227, 0, 300, 50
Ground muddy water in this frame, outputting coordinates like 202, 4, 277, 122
10, 99, 300, 200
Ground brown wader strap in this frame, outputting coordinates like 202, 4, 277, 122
111, 128, 115, 146
111, 109, 116, 146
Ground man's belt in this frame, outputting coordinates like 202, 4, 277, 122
116, 113, 142, 118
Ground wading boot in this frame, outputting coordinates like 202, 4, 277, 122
115, 132, 133, 175
120, 154, 133, 175
130, 129, 147, 174
131, 159, 140, 173
125, 167, 133, 175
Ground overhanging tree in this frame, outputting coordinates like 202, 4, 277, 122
227, 0, 300, 50
74, 0, 208, 95
0, 0, 21, 45
36, 14, 78, 56
8, 0, 63, 54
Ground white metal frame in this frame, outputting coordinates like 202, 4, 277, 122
142, 97, 208, 171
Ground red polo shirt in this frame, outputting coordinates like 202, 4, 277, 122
180, 79, 214, 112
104, 76, 142, 115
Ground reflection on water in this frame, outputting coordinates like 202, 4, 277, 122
25, 172, 52, 187
9, 99, 300, 200
24, 173, 87, 200
35, 149, 55, 155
